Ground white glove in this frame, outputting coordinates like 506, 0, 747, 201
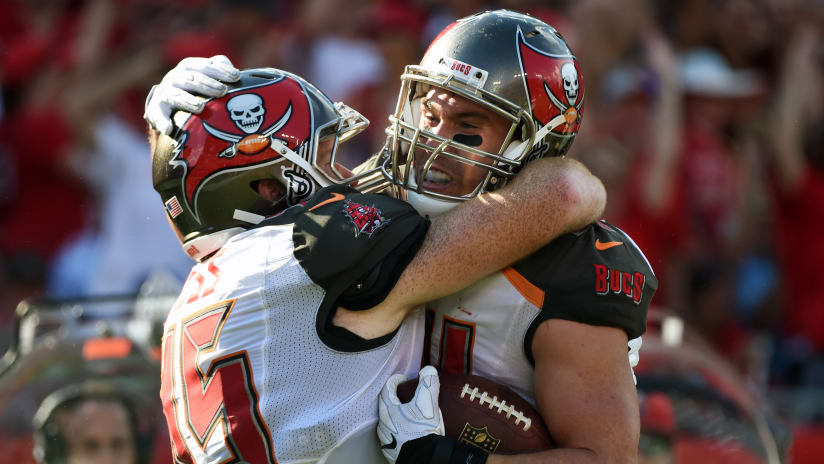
628, 336, 643, 384
377, 366, 445, 464
144, 55, 240, 135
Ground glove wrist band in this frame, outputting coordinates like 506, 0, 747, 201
397, 434, 489, 464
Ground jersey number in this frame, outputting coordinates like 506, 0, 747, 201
429, 311, 476, 374
160, 300, 277, 463
174, 251, 224, 310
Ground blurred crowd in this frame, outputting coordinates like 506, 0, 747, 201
0, 0, 823, 459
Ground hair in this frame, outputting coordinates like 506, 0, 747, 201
32, 381, 143, 464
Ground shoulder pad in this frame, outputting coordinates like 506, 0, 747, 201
515, 220, 656, 342
282, 184, 429, 298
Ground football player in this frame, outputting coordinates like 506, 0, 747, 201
147, 65, 605, 464
376, 11, 656, 464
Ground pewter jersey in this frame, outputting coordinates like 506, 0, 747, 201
423, 220, 656, 404
159, 185, 429, 464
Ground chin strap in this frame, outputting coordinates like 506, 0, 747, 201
233, 209, 266, 225
182, 227, 246, 262
270, 138, 331, 188
405, 189, 460, 218
404, 170, 461, 218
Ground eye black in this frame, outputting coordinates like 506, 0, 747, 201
453, 134, 483, 147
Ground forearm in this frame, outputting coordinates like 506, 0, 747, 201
454, 156, 606, 264
644, 71, 681, 213
396, 437, 621, 464
770, 23, 818, 191
642, 30, 682, 213
771, 60, 805, 191
487, 447, 603, 464
525, 321, 639, 464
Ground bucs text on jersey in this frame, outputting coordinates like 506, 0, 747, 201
422, 220, 656, 403
160, 185, 428, 464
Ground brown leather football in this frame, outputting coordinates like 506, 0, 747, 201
396, 372, 554, 454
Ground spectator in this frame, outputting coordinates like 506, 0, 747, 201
32, 382, 140, 464
768, 18, 824, 386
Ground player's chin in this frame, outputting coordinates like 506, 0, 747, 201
252, 179, 286, 203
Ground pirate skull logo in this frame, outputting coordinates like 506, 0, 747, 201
227, 93, 265, 133
517, 28, 584, 135
561, 62, 579, 106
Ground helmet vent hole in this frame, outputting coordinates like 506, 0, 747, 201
526, 30, 540, 38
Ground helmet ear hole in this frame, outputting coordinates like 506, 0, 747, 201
251, 179, 286, 203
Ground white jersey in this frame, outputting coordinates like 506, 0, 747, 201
160, 186, 429, 464
424, 221, 656, 404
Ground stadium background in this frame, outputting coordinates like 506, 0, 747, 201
0, 0, 821, 462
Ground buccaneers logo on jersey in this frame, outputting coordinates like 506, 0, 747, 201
342, 200, 390, 238
171, 76, 311, 214
517, 28, 584, 135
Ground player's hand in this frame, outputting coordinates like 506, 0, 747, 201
377, 366, 445, 464
144, 55, 240, 135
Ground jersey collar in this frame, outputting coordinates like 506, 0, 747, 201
182, 227, 245, 262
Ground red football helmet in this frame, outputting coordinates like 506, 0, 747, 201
152, 68, 372, 260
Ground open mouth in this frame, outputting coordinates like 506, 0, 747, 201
418, 166, 454, 192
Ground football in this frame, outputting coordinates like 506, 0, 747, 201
396, 372, 554, 454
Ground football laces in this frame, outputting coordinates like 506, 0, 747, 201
459, 384, 533, 431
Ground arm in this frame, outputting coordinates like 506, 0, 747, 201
487, 320, 639, 464
379, 320, 639, 464
397, 157, 605, 306
334, 157, 606, 336
641, 30, 682, 214
770, 22, 819, 194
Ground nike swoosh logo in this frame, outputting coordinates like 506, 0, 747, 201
380, 435, 397, 450
595, 239, 624, 251
309, 192, 345, 211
